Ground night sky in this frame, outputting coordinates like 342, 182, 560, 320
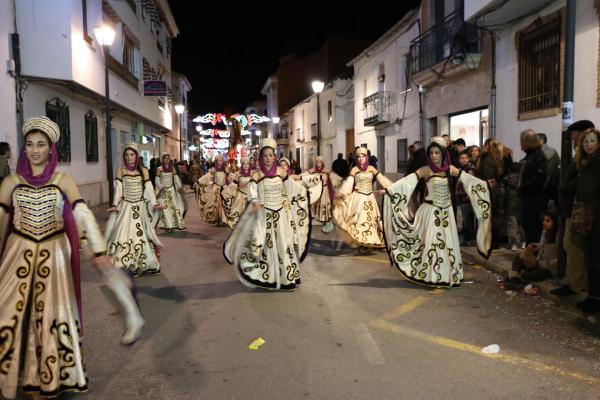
168, 1, 420, 115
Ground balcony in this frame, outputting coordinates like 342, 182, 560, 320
363, 91, 392, 126
409, 8, 482, 85
276, 131, 289, 145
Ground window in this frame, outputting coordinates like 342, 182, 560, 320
45, 98, 71, 163
85, 111, 98, 162
81, 0, 92, 43
378, 63, 385, 82
518, 13, 562, 116
123, 34, 136, 76
327, 100, 332, 121
126, 0, 136, 14
311, 123, 317, 140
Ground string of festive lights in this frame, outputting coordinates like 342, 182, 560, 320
192, 113, 270, 128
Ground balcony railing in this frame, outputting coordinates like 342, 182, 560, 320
363, 91, 392, 126
409, 8, 482, 75
276, 131, 289, 139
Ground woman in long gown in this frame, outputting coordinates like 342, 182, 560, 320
0, 117, 143, 399
156, 153, 186, 232
222, 157, 252, 229
333, 147, 392, 250
105, 142, 163, 276
223, 138, 310, 291
196, 155, 229, 225
382, 136, 492, 287
304, 156, 338, 234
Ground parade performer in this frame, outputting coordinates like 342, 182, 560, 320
304, 156, 338, 234
105, 142, 163, 276
383, 136, 492, 287
224, 138, 310, 291
222, 157, 252, 229
333, 147, 392, 251
155, 153, 186, 232
0, 117, 143, 399
196, 154, 228, 225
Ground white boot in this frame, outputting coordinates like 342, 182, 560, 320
322, 221, 335, 234
102, 268, 145, 345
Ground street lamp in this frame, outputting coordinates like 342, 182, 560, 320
312, 80, 324, 157
94, 25, 116, 204
175, 104, 184, 160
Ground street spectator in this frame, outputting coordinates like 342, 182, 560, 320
0, 142, 11, 183
450, 138, 465, 167
200, 158, 208, 174
149, 157, 159, 189
572, 128, 600, 313
511, 212, 557, 282
503, 162, 525, 250
443, 135, 460, 167
518, 129, 547, 244
552, 120, 595, 297
332, 152, 349, 178
468, 145, 481, 166
537, 132, 560, 212
407, 141, 428, 204
190, 158, 202, 183
456, 151, 476, 246
478, 138, 507, 245
367, 149, 378, 169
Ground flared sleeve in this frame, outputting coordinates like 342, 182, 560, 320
154, 170, 163, 193
247, 180, 258, 202
73, 200, 107, 257
338, 175, 355, 197
375, 171, 393, 189
460, 171, 492, 257
0, 203, 9, 256
144, 180, 160, 222
285, 178, 311, 261
174, 173, 183, 191
112, 179, 123, 208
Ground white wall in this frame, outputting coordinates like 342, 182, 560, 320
1, 0, 18, 164
465, 0, 495, 20
494, 0, 600, 159
352, 20, 421, 173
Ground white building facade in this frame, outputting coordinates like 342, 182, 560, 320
4, 0, 179, 205
467, 0, 600, 158
290, 77, 354, 170
349, 10, 421, 176
0, 0, 17, 151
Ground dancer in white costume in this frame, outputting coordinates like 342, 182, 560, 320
222, 157, 252, 229
382, 136, 492, 287
333, 147, 392, 250
155, 153, 186, 231
224, 139, 310, 291
304, 156, 338, 234
0, 117, 143, 400
196, 155, 229, 225
105, 142, 163, 276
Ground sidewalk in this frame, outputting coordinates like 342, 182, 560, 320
461, 245, 592, 319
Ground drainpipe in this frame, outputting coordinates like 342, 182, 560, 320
490, 31, 496, 139
10, 0, 24, 144
557, 0, 576, 280
418, 85, 425, 143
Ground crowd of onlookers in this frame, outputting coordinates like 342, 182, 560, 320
401, 122, 599, 314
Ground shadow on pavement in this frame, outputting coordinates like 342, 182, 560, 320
333, 278, 438, 291
309, 238, 361, 256
137, 280, 251, 302
159, 230, 211, 240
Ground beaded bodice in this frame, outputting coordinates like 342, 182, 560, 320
354, 172, 374, 195
122, 174, 144, 202
214, 171, 227, 187
160, 171, 174, 188
258, 177, 285, 210
13, 182, 64, 241
238, 176, 251, 194
425, 176, 451, 209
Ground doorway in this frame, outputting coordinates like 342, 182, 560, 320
449, 108, 489, 147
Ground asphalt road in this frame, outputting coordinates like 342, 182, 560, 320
64, 196, 600, 400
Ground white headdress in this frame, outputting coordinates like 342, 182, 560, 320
22, 116, 60, 143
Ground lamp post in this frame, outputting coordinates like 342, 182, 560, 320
312, 80, 324, 156
94, 25, 116, 204
175, 104, 184, 160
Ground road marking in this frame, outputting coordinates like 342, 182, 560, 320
354, 323, 387, 365
351, 256, 390, 264
380, 296, 431, 320
371, 318, 600, 385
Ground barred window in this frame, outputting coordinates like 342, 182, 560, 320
518, 15, 562, 114
85, 111, 98, 162
45, 98, 71, 163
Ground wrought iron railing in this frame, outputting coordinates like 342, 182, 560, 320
409, 8, 482, 75
362, 91, 392, 126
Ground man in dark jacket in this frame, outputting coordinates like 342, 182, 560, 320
407, 141, 428, 204
551, 119, 595, 296
332, 153, 349, 178
518, 130, 547, 244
